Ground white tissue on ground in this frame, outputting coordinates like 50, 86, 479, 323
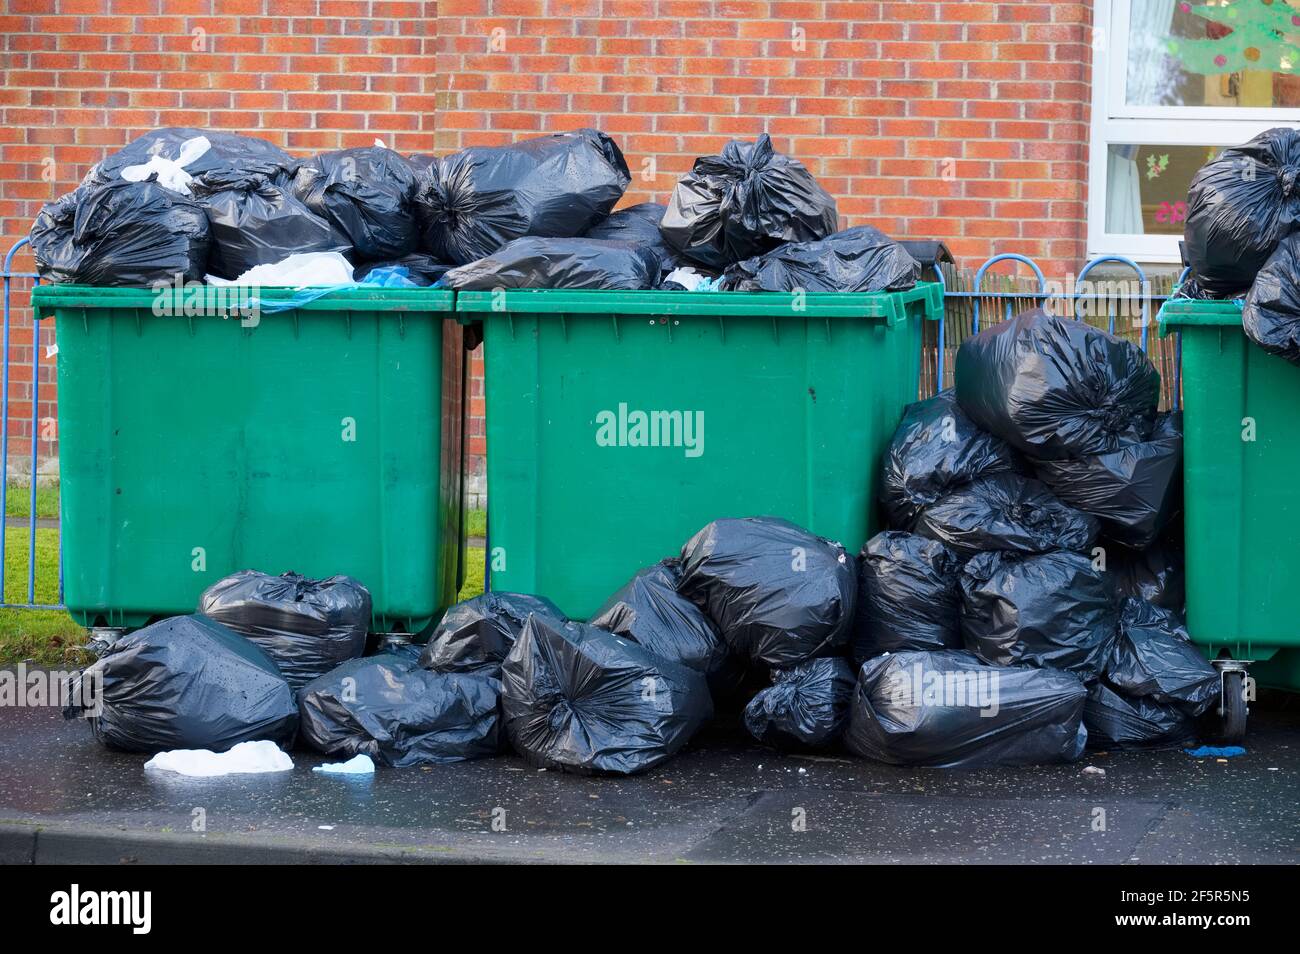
205, 251, 356, 288
120, 135, 211, 195
143, 740, 293, 777
313, 754, 377, 775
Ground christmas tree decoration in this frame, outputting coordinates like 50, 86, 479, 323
1165, 0, 1300, 75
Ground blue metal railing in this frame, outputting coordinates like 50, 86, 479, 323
0, 241, 1188, 615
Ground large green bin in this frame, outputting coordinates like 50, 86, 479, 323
457, 284, 944, 619
33, 284, 466, 635
1159, 296, 1300, 691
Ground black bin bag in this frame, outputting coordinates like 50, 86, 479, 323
290, 146, 421, 262
417, 128, 631, 266
1184, 127, 1300, 297
1084, 682, 1196, 750
30, 179, 210, 286
589, 559, 741, 697
298, 655, 501, 767
955, 308, 1162, 460
853, 531, 962, 664
1107, 598, 1218, 716
743, 656, 856, 749
1032, 411, 1183, 549
197, 570, 371, 692
63, 615, 297, 753
439, 236, 660, 290
678, 516, 856, 668
1243, 231, 1300, 365
581, 201, 683, 276
722, 225, 920, 293
845, 650, 1088, 768
912, 473, 1099, 558
86, 127, 295, 189
960, 550, 1117, 680
500, 616, 712, 776
880, 389, 1022, 530
420, 591, 566, 678
1108, 540, 1185, 618
660, 134, 838, 270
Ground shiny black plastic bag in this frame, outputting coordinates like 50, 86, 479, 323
500, 616, 712, 775
86, 127, 295, 190
880, 389, 1022, 530
63, 615, 298, 754
581, 201, 682, 275
439, 236, 660, 290
660, 134, 838, 270
1243, 231, 1300, 365
417, 129, 631, 266
960, 550, 1117, 679
197, 570, 370, 692
590, 559, 741, 697
31, 179, 210, 285
913, 473, 1099, 558
678, 516, 856, 668
1108, 598, 1218, 716
298, 655, 501, 767
955, 308, 1162, 460
420, 591, 567, 678
1184, 127, 1300, 297
1084, 682, 1196, 750
1108, 540, 1185, 618
845, 650, 1087, 768
290, 146, 421, 261
853, 531, 962, 664
1031, 411, 1182, 549
354, 252, 451, 286
743, 656, 855, 749
722, 225, 919, 293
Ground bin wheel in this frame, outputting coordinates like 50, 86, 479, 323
1218, 669, 1248, 744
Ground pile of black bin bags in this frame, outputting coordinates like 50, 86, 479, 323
1179, 127, 1300, 365
31, 126, 922, 295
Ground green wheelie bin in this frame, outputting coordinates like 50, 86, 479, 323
457, 284, 943, 619
33, 284, 467, 638
1159, 294, 1300, 740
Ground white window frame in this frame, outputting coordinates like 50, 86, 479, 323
1088, 0, 1300, 263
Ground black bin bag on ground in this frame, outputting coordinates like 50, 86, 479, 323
678, 516, 856, 668
439, 236, 660, 290
589, 559, 741, 698
297, 655, 501, 767
660, 134, 838, 270
581, 201, 682, 276
743, 656, 856, 749
290, 146, 421, 262
31, 179, 210, 286
500, 616, 712, 776
1243, 231, 1300, 365
880, 389, 1022, 530
417, 128, 631, 266
853, 531, 962, 665
1184, 127, 1300, 297
722, 225, 920, 293
1108, 539, 1185, 618
955, 308, 1162, 461
1108, 598, 1218, 716
1084, 682, 1196, 750
1032, 411, 1182, 549
420, 591, 566, 678
197, 570, 371, 692
912, 473, 1099, 558
960, 550, 1117, 680
63, 615, 297, 753
845, 650, 1088, 768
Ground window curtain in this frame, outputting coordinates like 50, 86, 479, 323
1127, 0, 1180, 105
1107, 144, 1145, 235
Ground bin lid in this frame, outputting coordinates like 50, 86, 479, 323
453, 283, 944, 327
1157, 293, 1244, 337
32, 284, 455, 320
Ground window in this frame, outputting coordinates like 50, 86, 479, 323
1089, 0, 1300, 262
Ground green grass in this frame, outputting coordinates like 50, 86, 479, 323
0, 526, 87, 666
5, 482, 60, 520
466, 507, 486, 538
458, 546, 485, 602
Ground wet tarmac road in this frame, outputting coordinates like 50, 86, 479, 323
1, 698, 1297, 864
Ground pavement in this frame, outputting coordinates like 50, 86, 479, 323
1, 691, 1297, 865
